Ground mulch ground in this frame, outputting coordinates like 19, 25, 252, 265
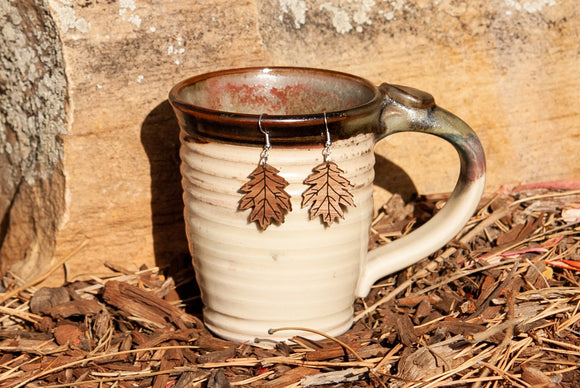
1, 181, 579, 387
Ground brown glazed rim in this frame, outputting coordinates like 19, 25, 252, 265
168, 67, 383, 145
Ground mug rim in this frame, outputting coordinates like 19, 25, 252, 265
168, 67, 383, 144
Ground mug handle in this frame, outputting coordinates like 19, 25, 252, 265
355, 84, 486, 297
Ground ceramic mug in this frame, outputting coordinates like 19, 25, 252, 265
169, 67, 485, 342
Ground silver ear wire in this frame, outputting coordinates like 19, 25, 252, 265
259, 113, 271, 165
322, 112, 332, 162
258, 114, 271, 148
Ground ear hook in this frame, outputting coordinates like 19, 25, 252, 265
258, 113, 271, 165
258, 113, 271, 149
323, 112, 331, 148
322, 112, 332, 162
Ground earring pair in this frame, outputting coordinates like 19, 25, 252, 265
238, 113, 355, 230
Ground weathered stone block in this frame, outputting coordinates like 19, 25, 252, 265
1, 0, 578, 282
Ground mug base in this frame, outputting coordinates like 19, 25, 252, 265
203, 308, 354, 343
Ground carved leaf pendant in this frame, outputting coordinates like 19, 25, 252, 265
301, 161, 355, 226
238, 163, 292, 230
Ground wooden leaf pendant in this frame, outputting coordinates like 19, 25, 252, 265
238, 163, 292, 230
301, 161, 355, 226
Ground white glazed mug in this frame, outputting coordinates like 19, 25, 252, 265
169, 67, 486, 342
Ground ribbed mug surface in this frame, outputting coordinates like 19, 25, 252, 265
180, 133, 375, 342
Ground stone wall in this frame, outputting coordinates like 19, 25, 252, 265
0, 0, 66, 279
1, 0, 578, 281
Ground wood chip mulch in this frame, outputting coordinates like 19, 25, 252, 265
1, 181, 579, 387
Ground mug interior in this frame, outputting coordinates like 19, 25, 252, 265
175, 68, 377, 116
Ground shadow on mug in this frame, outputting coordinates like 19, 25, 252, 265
140, 100, 418, 314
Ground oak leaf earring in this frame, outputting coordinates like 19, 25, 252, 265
238, 114, 292, 230
301, 112, 355, 226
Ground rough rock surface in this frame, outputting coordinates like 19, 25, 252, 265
0, 0, 66, 279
